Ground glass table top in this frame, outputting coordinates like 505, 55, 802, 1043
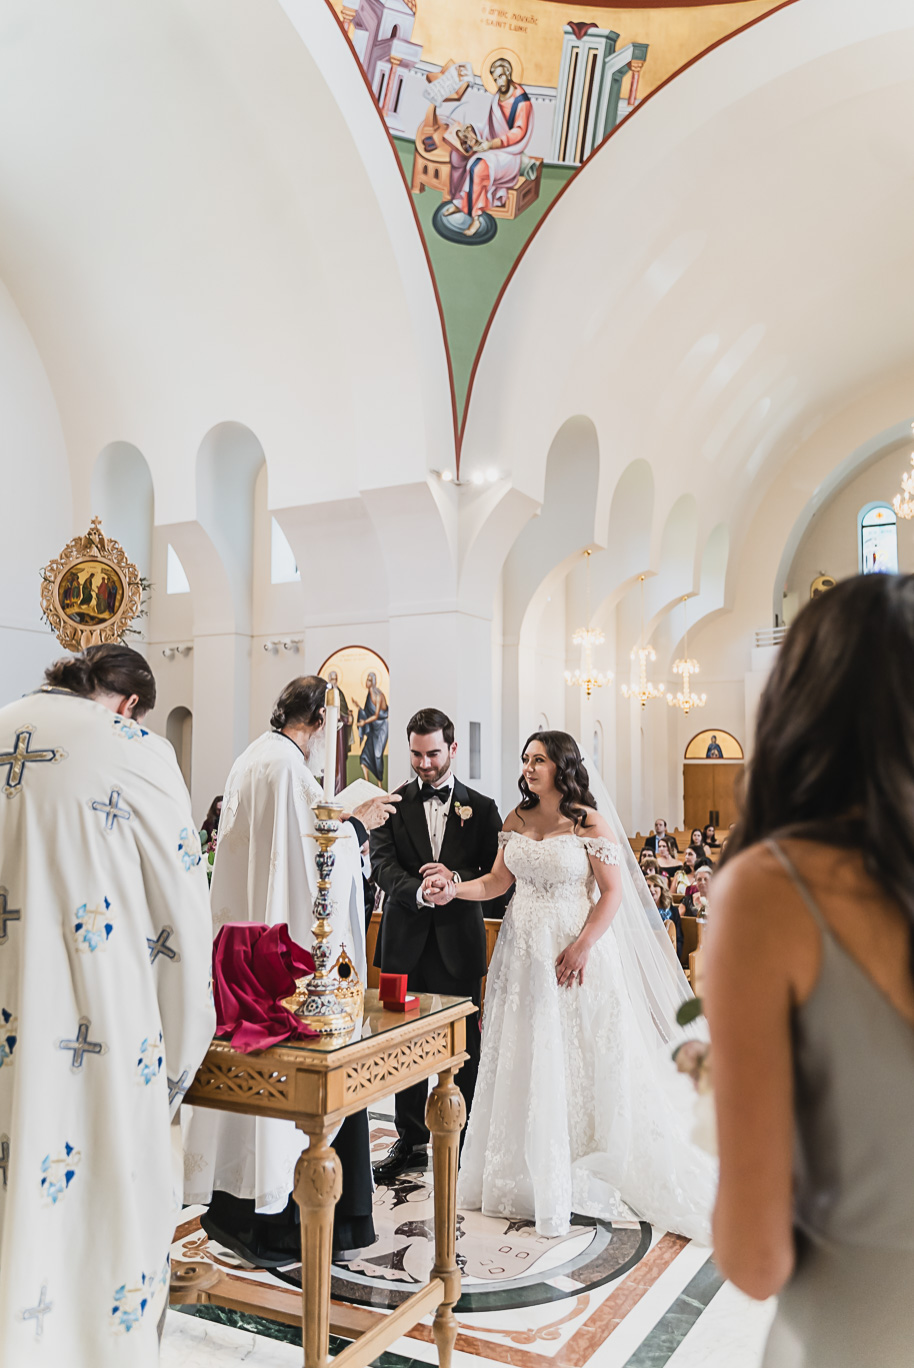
264, 989, 474, 1056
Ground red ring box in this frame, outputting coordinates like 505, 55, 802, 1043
379, 972, 407, 1003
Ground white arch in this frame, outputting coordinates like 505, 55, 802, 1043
91, 442, 154, 581
0, 0, 451, 529
463, 0, 914, 594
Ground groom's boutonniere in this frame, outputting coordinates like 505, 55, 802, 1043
454, 802, 473, 827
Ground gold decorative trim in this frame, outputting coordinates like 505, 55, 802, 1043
343, 1028, 451, 1099
40, 516, 142, 651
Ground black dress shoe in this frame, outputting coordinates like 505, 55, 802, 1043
200, 1211, 300, 1269
372, 1139, 428, 1184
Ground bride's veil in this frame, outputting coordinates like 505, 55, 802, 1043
578, 744, 706, 1050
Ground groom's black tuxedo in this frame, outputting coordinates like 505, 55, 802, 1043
370, 776, 505, 1149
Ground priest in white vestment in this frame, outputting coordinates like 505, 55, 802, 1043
0, 645, 215, 1368
185, 676, 396, 1263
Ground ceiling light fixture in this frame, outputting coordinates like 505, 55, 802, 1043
621, 575, 665, 710
667, 596, 706, 715
564, 550, 612, 697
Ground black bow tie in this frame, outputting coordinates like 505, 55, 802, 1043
420, 784, 451, 804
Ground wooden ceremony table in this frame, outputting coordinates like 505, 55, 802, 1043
170, 990, 475, 1368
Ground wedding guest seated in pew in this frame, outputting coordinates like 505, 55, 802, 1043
641, 817, 678, 854
673, 846, 699, 897
655, 836, 682, 881
683, 863, 712, 917
703, 823, 720, 850
689, 827, 709, 857
639, 852, 665, 885
646, 873, 683, 957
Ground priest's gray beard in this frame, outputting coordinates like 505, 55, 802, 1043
301, 730, 324, 772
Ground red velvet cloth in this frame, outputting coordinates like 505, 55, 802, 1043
212, 922, 318, 1051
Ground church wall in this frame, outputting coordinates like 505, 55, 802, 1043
0, 278, 72, 704
785, 442, 914, 600
144, 529, 195, 749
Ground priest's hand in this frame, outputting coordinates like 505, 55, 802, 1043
346, 792, 401, 831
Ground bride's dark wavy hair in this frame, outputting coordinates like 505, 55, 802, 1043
517, 730, 596, 828
722, 573, 914, 976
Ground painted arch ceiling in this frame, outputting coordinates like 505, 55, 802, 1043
318, 0, 790, 452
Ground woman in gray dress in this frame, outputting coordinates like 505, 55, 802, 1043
706, 573, 914, 1367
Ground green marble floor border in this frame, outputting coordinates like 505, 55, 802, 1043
175, 1304, 426, 1368
621, 1257, 724, 1366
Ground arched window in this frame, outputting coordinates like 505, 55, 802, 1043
271, 517, 300, 584
166, 706, 193, 789
859, 503, 898, 575
166, 543, 190, 595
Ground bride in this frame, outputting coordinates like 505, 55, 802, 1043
424, 731, 715, 1242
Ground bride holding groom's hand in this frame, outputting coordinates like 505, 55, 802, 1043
446, 728, 715, 1244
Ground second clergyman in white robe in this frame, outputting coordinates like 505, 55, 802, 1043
184, 729, 366, 1212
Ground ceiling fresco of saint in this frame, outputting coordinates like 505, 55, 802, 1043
324, 0, 790, 431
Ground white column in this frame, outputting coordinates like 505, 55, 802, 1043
190, 633, 251, 818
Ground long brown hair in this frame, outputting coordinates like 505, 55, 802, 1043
723, 574, 914, 970
518, 730, 596, 828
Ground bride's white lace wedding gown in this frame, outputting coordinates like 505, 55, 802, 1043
456, 831, 715, 1241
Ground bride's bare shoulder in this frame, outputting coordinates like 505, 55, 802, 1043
502, 808, 525, 834
576, 808, 616, 842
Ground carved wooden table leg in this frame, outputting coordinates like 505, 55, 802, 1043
294, 1124, 343, 1368
426, 1066, 466, 1368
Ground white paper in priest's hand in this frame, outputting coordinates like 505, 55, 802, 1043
336, 777, 390, 811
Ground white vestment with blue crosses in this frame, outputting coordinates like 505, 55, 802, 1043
0, 690, 215, 1367
183, 730, 365, 1213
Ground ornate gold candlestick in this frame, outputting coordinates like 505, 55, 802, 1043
294, 801, 357, 1036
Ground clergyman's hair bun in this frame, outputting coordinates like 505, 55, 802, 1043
44, 643, 156, 716
270, 676, 327, 732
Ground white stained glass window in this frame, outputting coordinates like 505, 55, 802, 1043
271, 517, 300, 584
166, 544, 190, 595
860, 505, 898, 576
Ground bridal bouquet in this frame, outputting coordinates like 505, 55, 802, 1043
674, 997, 716, 1155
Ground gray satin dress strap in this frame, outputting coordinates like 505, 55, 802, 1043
761, 840, 914, 1367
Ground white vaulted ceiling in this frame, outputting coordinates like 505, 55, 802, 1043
0, 0, 448, 520
0, 0, 912, 639
461, 0, 914, 629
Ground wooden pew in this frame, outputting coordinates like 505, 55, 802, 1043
679, 914, 705, 972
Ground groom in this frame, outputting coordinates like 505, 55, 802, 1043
370, 707, 506, 1182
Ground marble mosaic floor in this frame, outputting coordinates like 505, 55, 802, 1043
163, 1111, 776, 1367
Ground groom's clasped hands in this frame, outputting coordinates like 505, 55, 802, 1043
419, 862, 457, 905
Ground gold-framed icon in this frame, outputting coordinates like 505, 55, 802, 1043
40, 517, 143, 651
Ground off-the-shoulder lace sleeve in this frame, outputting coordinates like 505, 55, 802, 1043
497, 831, 513, 849
578, 836, 621, 866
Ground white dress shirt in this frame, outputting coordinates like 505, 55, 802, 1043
416, 774, 455, 906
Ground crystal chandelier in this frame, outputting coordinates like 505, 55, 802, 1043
667, 596, 707, 715
893, 469, 914, 519
621, 576, 665, 710
893, 441, 914, 520
564, 551, 613, 698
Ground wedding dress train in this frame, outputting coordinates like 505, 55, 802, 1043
456, 830, 716, 1241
